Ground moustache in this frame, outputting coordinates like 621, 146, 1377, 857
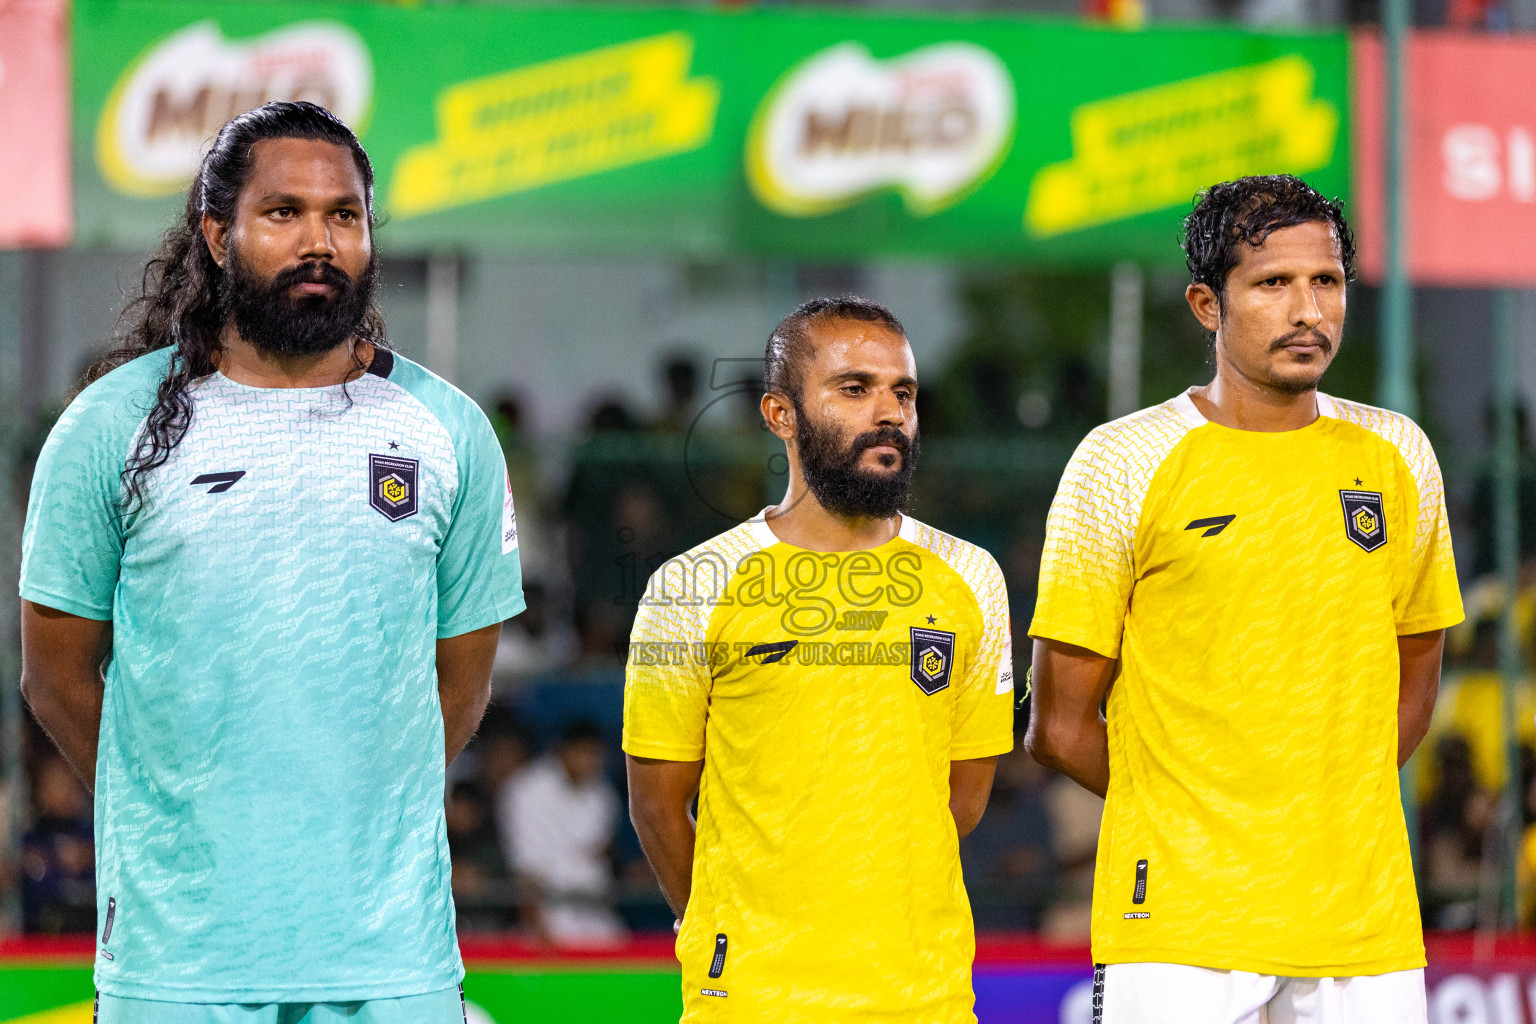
1269, 328, 1333, 354
272, 261, 354, 293
848, 428, 913, 461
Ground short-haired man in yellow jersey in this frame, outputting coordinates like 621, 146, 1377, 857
624, 297, 1015, 1023
1027, 175, 1463, 1024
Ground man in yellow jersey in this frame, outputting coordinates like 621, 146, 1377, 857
1027, 175, 1463, 1024
624, 297, 1015, 1023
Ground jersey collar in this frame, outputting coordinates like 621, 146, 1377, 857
1172, 387, 1338, 425
748, 507, 918, 549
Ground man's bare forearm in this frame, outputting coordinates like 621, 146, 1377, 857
21, 672, 103, 791
949, 756, 998, 838
626, 755, 704, 918
632, 802, 696, 918
442, 678, 492, 766
1397, 629, 1445, 769
1027, 719, 1110, 798
1025, 638, 1116, 798
436, 624, 501, 766
20, 602, 111, 791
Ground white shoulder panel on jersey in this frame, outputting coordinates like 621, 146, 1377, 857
899, 515, 1013, 695
1320, 393, 1449, 573
632, 518, 769, 650
1040, 393, 1203, 584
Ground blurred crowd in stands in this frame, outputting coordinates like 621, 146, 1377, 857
9, 339, 1536, 941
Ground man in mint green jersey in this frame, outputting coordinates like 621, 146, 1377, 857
18, 102, 523, 1023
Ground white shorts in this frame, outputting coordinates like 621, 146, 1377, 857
1095, 962, 1427, 1024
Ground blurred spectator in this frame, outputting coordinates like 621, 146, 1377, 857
1469, 400, 1536, 578
652, 353, 700, 434
21, 755, 94, 934
1421, 733, 1496, 929
487, 391, 553, 587
562, 397, 656, 619
445, 780, 510, 932
962, 740, 1056, 929
499, 720, 625, 946
1040, 767, 1104, 940
475, 707, 534, 800
494, 582, 578, 687
588, 397, 640, 434
1520, 744, 1536, 927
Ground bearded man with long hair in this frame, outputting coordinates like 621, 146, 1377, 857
19, 101, 524, 1023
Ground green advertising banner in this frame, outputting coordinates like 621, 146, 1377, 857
73, 0, 1349, 265
0, 962, 684, 1023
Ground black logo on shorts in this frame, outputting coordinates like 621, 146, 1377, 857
910, 627, 955, 695
370, 454, 419, 521
1339, 489, 1386, 552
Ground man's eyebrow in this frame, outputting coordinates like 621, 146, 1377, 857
825, 370, 919, 389
251, 191, 364, 208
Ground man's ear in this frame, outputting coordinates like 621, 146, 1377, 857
202, 212, 230, 269
1185, 282, 1222, 335
760, 390, 796, 442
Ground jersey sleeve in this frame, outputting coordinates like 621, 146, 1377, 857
623, 555, 714, 761
19, 371, 151, 620
1029, 425, 1146, 658
1392, 423, 1464, 634
951, 551, 1015, 760
436, 403, 525, 638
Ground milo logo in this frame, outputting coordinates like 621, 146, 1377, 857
746, 41, 1014, 217
96, 20, 373, 197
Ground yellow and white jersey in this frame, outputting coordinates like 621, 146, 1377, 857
1030, 390, 1464, 977
624, 512, 1014, 1024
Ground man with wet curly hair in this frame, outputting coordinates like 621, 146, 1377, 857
1027, 175, 1462, 1024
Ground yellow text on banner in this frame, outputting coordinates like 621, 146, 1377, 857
1023, 55, 1337, 237
388, 31, 719, 218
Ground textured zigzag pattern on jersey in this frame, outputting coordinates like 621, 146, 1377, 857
98, 371, 464, 996
1038, 401, 1198, 630
902, 516, 1013, 691
631, 520, 765, 669
1325, 395, 1451, 574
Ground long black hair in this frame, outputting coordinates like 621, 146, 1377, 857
89, 101, 385, 511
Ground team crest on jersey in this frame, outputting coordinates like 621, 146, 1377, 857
910, 627, 956, 695
369, 453, 419, 521
1339, 489, 1386, 552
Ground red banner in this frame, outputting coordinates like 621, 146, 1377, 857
1355, 30, 1536, 286
0, 0, 71, 249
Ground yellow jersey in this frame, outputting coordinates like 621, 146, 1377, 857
1030, 390, 1463, 976
624, 512, 1014, 1023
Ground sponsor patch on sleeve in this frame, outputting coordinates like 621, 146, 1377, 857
502, 469, 519, 555
996, 618, 1014, 694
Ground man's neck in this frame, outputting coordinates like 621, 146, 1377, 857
1190, 365, 1320, 433
215, 328, 371, 389
764, 479, 901, 552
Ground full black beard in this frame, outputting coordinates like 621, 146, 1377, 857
223, 250, 375, 356
793, 399, 920, 519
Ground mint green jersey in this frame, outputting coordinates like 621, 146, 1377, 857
19, 347, 524, 1002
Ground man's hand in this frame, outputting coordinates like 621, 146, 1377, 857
1398, 629, 1445, 769
950, 756, 998, 838
20, 600, 112, 791
437, 623, 501, 766
627, 755, 704, 918
1024, 637, 1117, 798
